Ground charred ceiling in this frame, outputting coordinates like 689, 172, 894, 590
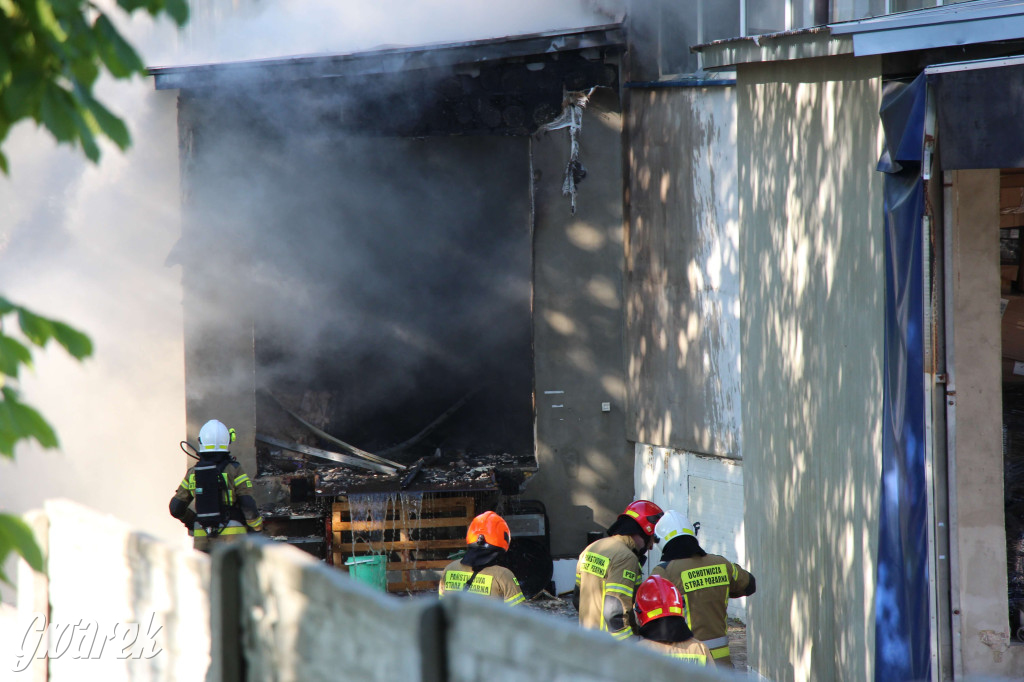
153, 24, 623, 137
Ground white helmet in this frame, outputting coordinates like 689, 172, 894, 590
655, 510, 696, 544
198, 419, 235, 452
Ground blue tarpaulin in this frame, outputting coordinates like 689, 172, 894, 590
875, 73, 931, 682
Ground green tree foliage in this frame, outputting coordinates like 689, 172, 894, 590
0, 297, 93, 581
1, 0, 188, 582
0, 0, 190, 173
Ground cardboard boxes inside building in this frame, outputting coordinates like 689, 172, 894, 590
1002, 170, 1024, 384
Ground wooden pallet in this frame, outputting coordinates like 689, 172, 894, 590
331, 495, 475, 592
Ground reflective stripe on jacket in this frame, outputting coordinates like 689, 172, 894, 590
652, 553, 752, 647
637, 636, 716, 666
575, 534, 643, 639
193, 520, 247, 537
437, 560, 525, 606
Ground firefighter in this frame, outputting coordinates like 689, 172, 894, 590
574, 499, 664, 640
633, 575, 716, 666
169, 419, 264, 553
438, 511, 525, 606
652, 509, 755, 667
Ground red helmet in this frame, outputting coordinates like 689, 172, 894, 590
466, 511, 511, 551
620, 500, 664, 536
633, 575, 684, 627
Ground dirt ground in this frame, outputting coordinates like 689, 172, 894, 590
727, 617, 748, 672
524, 592, 748, 672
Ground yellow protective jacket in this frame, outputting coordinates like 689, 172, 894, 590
638, 636, 716, 666
652, 553, 753, 666
169, 456, 263, 552
437, 560, 525, 606
575, 534, 644, 640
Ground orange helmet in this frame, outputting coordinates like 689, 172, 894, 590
620, 500, 664, 537
466, 511, 510, 551
633, 575, 684, 627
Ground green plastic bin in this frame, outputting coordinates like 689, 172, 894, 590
344, 554, 387, 591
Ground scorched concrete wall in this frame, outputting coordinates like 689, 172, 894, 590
529, 91, 634, 557
623, 83, 747, 623
737, 54, 885, 682
624, 84, 741, 458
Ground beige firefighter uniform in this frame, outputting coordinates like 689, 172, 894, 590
437, 560, 525, 606
638, 637, 716, 666
169, 458, 263, 552
652, 553, 753, 667
575, 534, 644, 640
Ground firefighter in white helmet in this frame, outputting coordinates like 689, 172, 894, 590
651, 510, 755, 668
169, 419, 263, 553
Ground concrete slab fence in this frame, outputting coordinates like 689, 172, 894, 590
5, 500, 736, 681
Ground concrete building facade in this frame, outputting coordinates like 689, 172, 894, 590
735, 53, 886, 682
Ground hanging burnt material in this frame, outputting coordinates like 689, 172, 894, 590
538, 87, 596, 214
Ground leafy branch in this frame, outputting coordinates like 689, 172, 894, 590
0, 297, 92, 582
0, 296, 93, 456
0, 0, 190, 172
0, 0, 188, 587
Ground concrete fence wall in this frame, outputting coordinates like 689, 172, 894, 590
5, 501, 737, 681
3, 499, 211, 682
212, 538, 737, 682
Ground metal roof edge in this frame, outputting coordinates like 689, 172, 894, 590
830, 0, 1024, 35
149, 23, 625, 91
828, 0, 1024, 56
924, 52, 1024, 74
839, 14, 1024, 56
624, 78, 736, 89
695, 29, 853, 71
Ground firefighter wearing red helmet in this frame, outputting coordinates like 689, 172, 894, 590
633, 575, 715, 666
438, 511, 525, 606
574, 499, 664, 639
